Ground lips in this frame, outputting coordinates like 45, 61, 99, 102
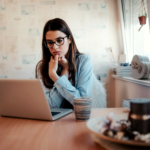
53, 51, 60, 55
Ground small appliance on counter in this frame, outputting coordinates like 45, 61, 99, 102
131, 55, 150, 79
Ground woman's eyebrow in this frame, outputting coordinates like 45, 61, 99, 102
46, 36, 64, 41
56, 36, 64, 39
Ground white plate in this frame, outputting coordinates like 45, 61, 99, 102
87, 114, 150, 147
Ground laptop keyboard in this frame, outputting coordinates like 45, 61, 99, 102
51, 112, 61, 116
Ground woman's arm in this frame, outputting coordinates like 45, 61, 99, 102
48, 55, 59, 82
59, 56, 69, 79
53, 55, 93, 105
39, 55, 70, 108
39, 55, 93, 108
39, 79, 64, 108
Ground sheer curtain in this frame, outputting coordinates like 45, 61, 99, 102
118, 0, 150, 63
147, 0, 150, 32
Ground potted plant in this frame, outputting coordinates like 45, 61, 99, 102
138, 0, 147, 31
139, 13, 147, 25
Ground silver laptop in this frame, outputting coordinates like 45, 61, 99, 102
0, 79, 72, 121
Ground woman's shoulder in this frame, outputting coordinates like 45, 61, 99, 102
77, 54, 92, 62
76, 54, 92, 68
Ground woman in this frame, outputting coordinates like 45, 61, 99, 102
36, 18, 93, 109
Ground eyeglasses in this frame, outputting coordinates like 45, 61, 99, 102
44, 36, 68, 48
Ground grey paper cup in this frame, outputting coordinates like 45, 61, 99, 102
73, 97, 92, 121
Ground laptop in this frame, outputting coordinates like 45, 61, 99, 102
0, 79, 72, 121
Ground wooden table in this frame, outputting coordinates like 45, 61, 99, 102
0, 108, 129, 150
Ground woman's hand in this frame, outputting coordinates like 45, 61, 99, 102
58, 56, 69, 78
58, 56, 68, 70
48, 55, 59, 82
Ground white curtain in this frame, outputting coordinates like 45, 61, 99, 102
118, 0, 150, 62
147, 0, 150, 33
117, 0, 132, 63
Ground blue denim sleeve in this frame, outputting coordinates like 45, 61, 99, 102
54, 55, 93, 105
39, 79, 64, 108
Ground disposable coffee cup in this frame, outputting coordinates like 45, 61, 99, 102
73, 97, 92, 121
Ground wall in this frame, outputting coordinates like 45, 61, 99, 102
0, 0, 123, 107
108, 0, 123, 107
111, 78, 150, 107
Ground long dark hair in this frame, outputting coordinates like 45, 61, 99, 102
35, 18, 82, 88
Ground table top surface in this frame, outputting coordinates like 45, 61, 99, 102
0, 108, 129, 150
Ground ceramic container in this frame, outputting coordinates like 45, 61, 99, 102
129, 98, 150, 134
73, 97, 92, 121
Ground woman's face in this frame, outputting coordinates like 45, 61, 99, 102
45, 30, 71, 58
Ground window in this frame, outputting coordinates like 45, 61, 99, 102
132, 0, 150, 59
118, 0, 150, 63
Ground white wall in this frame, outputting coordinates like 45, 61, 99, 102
0, 0, 123, 106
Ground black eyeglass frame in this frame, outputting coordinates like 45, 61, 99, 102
44, 36, 68, 48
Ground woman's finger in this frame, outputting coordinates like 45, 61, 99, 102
54, 55, 58, 62
50, 56, 53, 62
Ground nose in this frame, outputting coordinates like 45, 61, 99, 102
52, 43, 58, 49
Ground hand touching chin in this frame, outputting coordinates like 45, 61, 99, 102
58, 56, 68, 70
